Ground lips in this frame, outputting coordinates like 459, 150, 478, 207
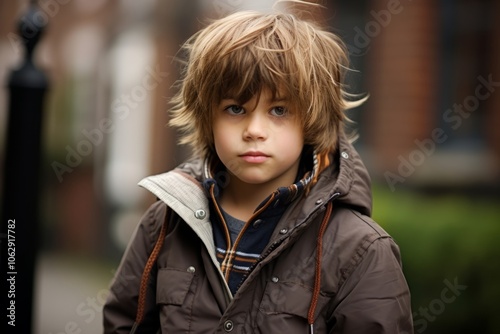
239, 151, 270, 163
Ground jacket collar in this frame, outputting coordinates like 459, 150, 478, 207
328, 133, 372, 216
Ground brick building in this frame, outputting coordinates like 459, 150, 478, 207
356, 0, 500, 193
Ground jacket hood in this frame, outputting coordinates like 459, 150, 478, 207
316, 134, 373, 217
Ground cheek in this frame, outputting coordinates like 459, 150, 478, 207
281, 125, 304, 147
281, 126, 304, 158
212, 123, 232, 155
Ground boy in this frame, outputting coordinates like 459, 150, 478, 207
103, 2, 413, 333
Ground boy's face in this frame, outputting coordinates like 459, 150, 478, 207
212, 89, 304, 189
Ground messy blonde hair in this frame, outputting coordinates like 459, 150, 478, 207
169, 2, 365, 158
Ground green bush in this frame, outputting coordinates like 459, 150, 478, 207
372, 184, 500, 334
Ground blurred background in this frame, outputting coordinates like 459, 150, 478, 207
0, 0, 499, 333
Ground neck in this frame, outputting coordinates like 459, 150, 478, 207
219, 178, 278, 222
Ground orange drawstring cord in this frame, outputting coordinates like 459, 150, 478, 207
307, 201, 333, 333
131, 208, 170, 333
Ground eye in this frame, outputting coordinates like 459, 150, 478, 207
270, 106, 287, 117
224, 105, 245, 115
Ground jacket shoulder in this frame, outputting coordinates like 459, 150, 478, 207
328, 207, 401, 285
331, 206, 392, 246
140, 200, 169, 237
325, 208, 412, 332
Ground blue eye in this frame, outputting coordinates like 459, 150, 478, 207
270, 106, 287, 116
225, 105, 244, 115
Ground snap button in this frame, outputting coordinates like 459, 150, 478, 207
253, 219, 264, 228
315, 199, 323, 205
223, 320, 234, 332
279, 228, 288, 234
271, 276, 279, 283
194, 209, 206, 219
341, 151, 349, 159
187, 266, 195, 273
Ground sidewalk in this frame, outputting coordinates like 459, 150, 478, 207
34, 252, 116, 334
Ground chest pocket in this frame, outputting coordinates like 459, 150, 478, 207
156, 268, 195, 305
258, 280, 332, 333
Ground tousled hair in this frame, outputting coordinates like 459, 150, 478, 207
169, 3, 365, 158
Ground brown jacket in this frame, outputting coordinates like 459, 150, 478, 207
103, 136, 413, 333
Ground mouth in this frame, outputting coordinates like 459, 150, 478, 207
239, 151, 270, 163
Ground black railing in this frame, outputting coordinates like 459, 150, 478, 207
1, 2, 49, 333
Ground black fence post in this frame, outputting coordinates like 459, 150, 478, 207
1, 3, 49, 334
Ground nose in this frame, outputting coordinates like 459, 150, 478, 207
243, 111, 267, 141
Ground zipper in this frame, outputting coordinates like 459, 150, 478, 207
236, 192, 342, 291
211, 184, 277, 281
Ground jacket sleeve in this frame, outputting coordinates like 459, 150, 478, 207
103, 201, 166, 334
330, 237, 414, 334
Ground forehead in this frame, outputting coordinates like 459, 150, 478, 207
220, 87, 289, 103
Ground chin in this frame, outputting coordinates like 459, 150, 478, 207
234, 174, 270, 185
